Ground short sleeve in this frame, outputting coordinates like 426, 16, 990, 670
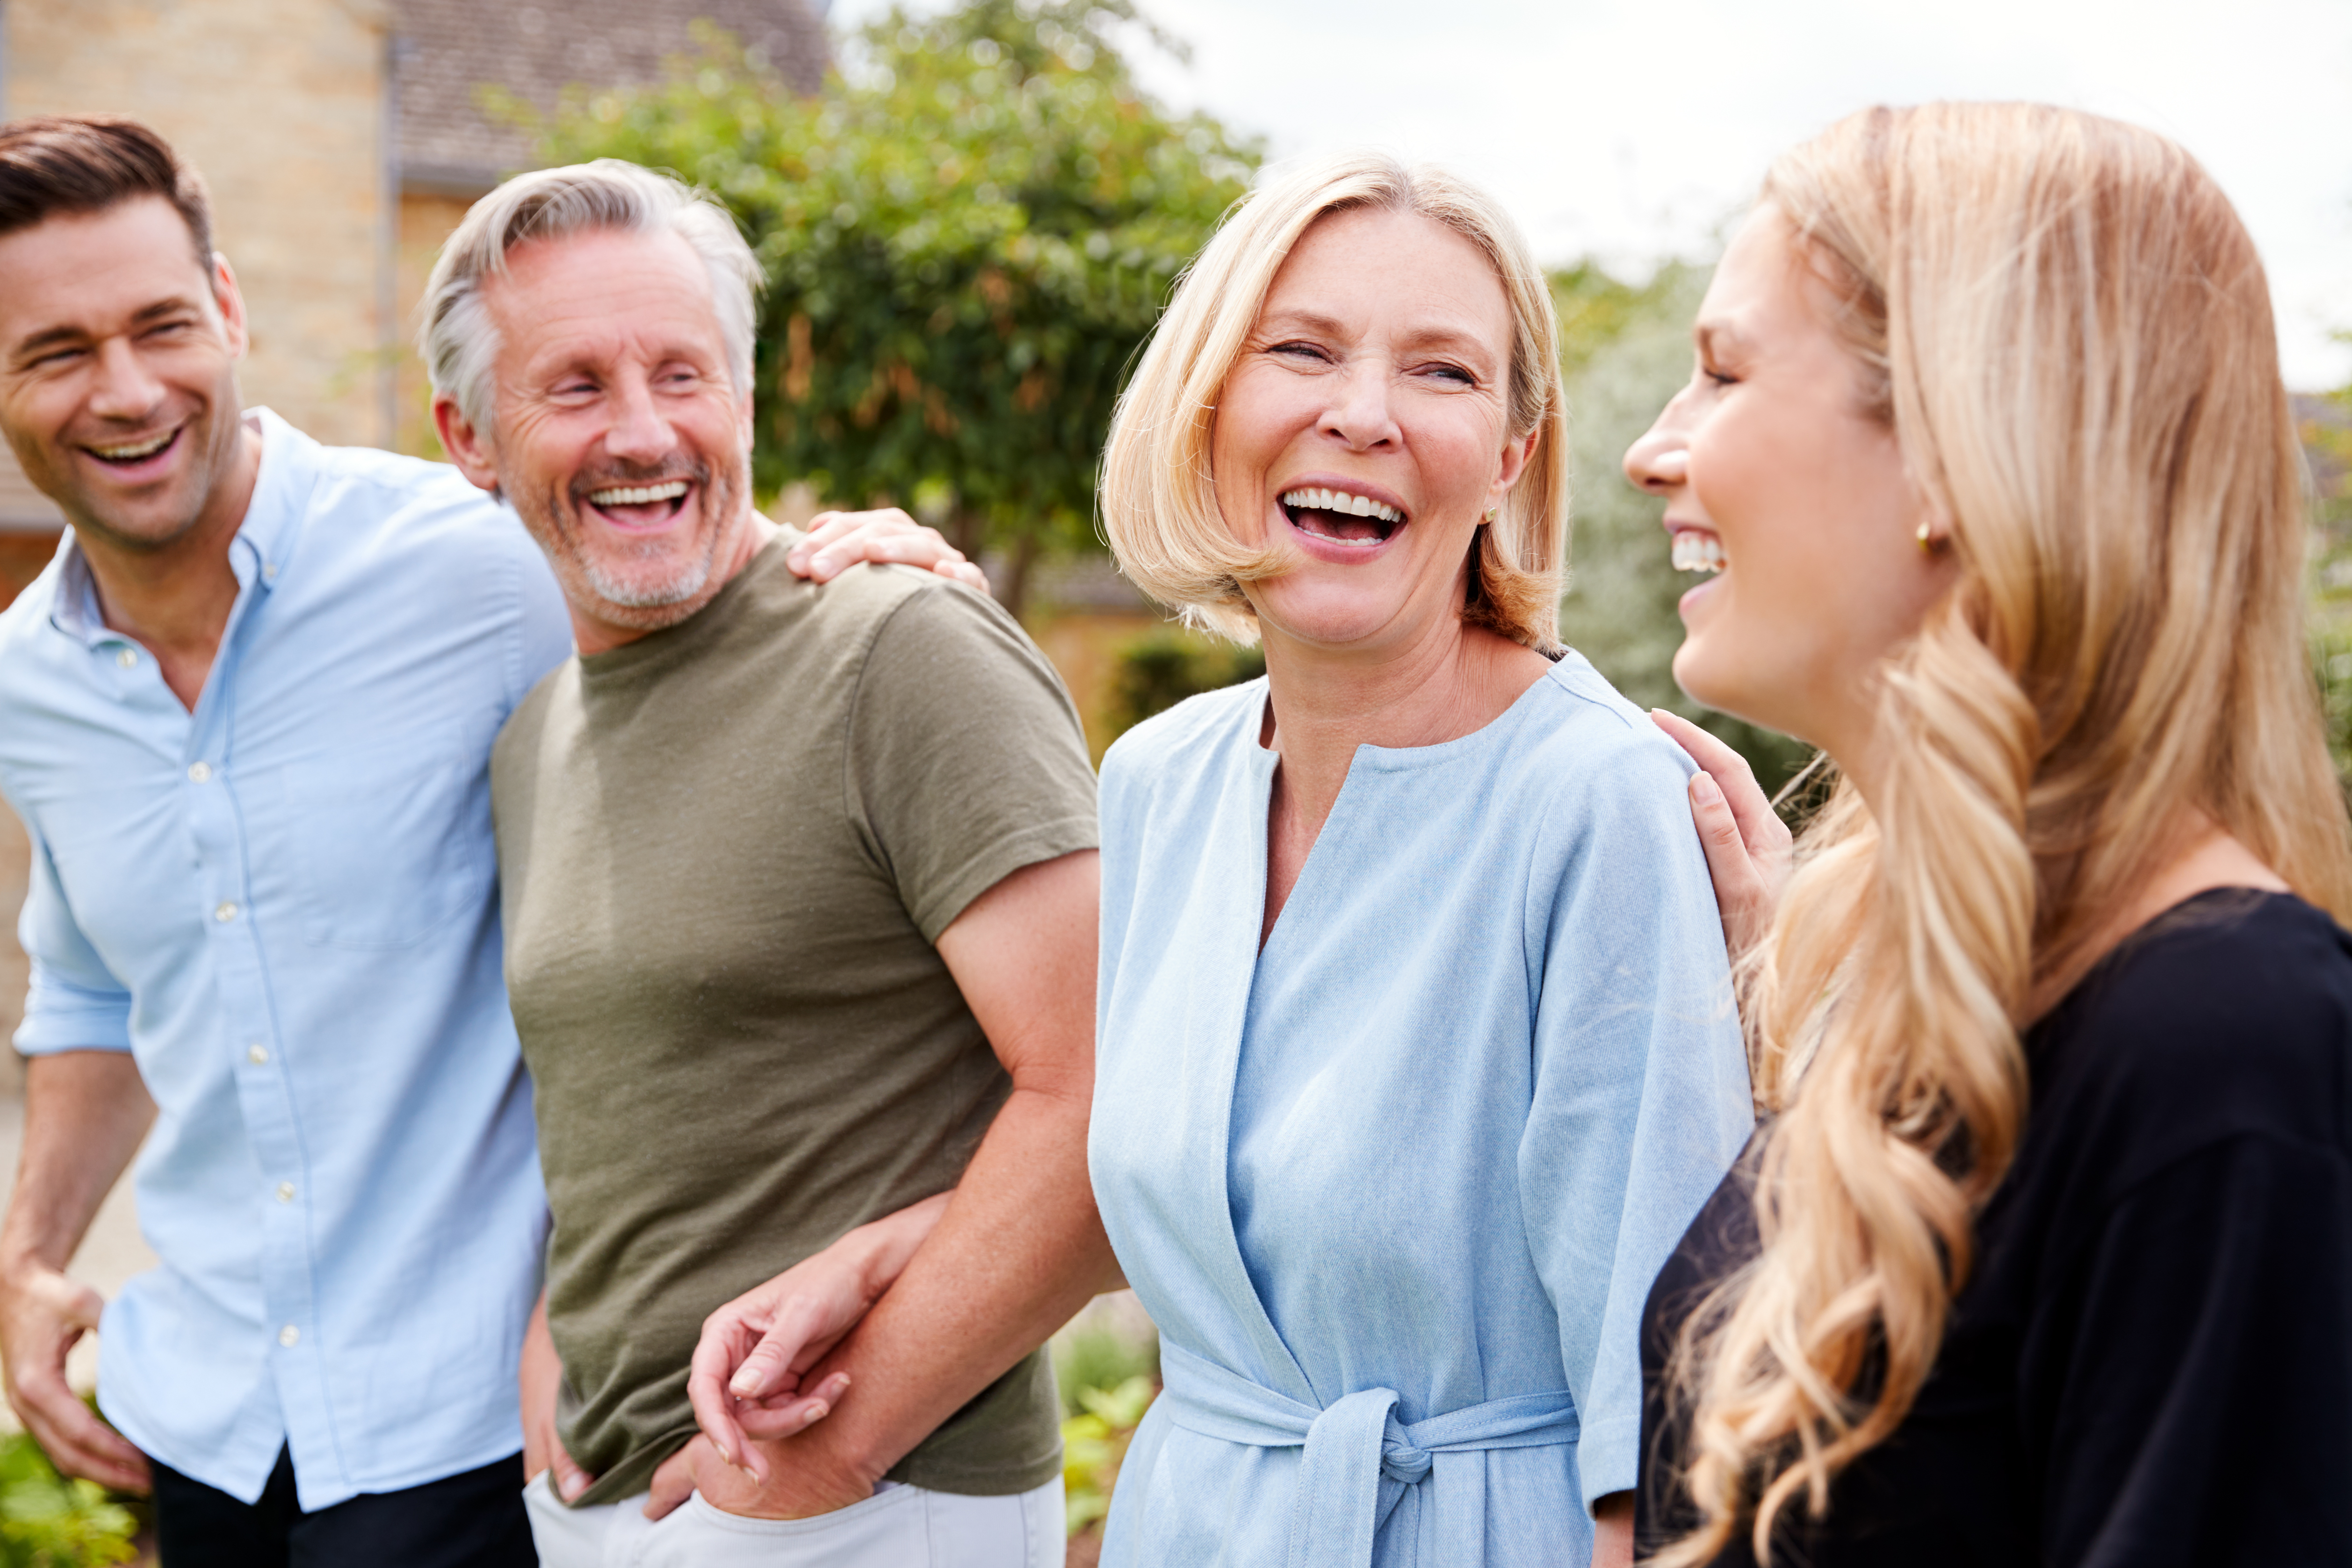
2037, 1133, 2352, 1568
1515, 732, 1753, 1512
844, 579, 1099, 942
13, 820, 132, 1056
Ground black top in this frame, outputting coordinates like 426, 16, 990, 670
1637, 890, 2352, 1568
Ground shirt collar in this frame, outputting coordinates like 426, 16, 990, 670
47, 407, 311, 647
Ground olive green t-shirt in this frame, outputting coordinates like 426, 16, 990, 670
491, 534, 1098, 1506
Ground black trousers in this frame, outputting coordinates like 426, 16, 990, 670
152, 1447, 536, 1568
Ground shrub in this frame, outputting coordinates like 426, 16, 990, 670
0, 1433, 138, 1568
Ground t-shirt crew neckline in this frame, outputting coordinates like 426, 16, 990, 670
574, 528, 793, 683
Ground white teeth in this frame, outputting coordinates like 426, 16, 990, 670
588, 481, 691, 507
91, 431, 173, 461
1279, 487, 1403, 525
1671, 532, 1727, 574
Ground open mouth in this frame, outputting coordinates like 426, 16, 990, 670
83, 425, 183, 468
1279, 485, 1407, 548
581, 478, 693, 529
1670, 529, 1725, 575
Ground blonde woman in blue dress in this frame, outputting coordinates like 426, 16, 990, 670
1084, 152, 1753, 1568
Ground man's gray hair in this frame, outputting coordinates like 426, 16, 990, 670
419, 160, 763, 433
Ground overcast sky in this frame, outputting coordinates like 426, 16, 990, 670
831, 0, 2352, 390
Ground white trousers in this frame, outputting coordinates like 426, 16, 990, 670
521, 1471, 1064, 1568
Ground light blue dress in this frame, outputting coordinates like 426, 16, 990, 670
1089, 653, 1754, 1568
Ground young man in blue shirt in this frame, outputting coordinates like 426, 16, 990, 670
0, 115, 975, 1566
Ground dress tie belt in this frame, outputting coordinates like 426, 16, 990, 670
1156, 1341, 1581, 1568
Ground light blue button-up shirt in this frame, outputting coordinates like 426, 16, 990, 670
0, 409, 572, 1509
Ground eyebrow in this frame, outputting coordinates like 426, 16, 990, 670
1693, 321, 1747, 362
1256, 308, 1502, 364
9, 295, 207, 362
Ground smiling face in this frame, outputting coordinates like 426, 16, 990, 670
0, 196, 250, 551
1623, 204, 1951, 755
1212, 205, 1532, 657
438, 226, 756, 650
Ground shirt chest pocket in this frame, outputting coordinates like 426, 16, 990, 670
247, 732, 494, 951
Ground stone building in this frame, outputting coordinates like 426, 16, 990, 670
0, 0, 828, 1053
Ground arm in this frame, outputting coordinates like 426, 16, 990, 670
783, 510, 989, 594
0, 1050, 155, 1492
650, 849, 1117, 1518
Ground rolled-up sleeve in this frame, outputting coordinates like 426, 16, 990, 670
14, 824, 131, 1055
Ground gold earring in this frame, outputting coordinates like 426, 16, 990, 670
1484, 507, 1499, 523
1916, 520, 1935, 553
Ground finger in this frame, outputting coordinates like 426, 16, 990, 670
1688, 772, 1762, 899
736, 1372, 850, 1441
22, 1401, 150, 1493
550, 1436, 595, 1503
937, 559, 992, 595
644, 1444, 697, 1521
729, 1290, 843, 1402
687, 1322, 756, 1471
1650, 710, 1782, 854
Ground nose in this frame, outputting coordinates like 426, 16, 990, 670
1623, 390, 1694, 494
602, 369, 677, 467
86, 336, 169, 425
1321, 358, 1400, 452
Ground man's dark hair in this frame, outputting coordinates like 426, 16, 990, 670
0, 115, 213, 267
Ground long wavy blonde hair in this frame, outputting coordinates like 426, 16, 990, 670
1662, 102, 2352, 1565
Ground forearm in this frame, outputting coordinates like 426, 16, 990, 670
1, 1053, 153, 1274
796, 1082, 1112, 1482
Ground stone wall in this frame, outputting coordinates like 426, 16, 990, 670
4, 0, 397, 448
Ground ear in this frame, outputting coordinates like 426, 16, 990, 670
209, 253, 250, 360
1488, 427, 1540, 507
434, 394, 502, 495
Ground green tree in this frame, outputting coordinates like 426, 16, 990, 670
2303, 359, 2352, 792
1552, 260, 1814, 794
532, 1, 1259, 615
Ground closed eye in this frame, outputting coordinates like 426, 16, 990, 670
1269, 340, 1332, 365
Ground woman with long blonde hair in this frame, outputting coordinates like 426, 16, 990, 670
1623, 103, 2352, 1566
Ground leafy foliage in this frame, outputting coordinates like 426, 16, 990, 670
1053, 1319, 1158, 1539
1552, 261, 1814, 793
0, 1433, 138, 1568
2303, 374, 2352, 792
532, 2, 1259, 600
1105, 631, 1265, 742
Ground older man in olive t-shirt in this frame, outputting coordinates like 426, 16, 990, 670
431, 162, 1117, 1568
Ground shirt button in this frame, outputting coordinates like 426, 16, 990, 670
115, 648, 137, 669
247, 1043, 269, 1065
278, 1324, 300, 1348
187, 762, 212, 783
213, 901, 238, 923
275, 1182, 295, 1203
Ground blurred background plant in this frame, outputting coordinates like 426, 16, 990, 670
1550, 258, 1816, 795
0, 1425, 141, 1568
525, 0, 1258, 619
1053, 1300, 1159, 1557
2302, 356, 2352, 793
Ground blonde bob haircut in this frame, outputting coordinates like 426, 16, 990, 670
1099, 151, 1569, 650
1660, 103, 2352, 1566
